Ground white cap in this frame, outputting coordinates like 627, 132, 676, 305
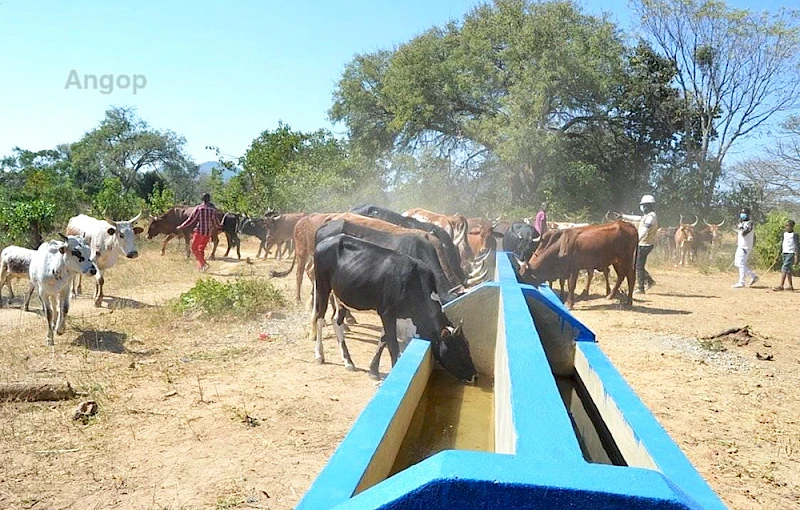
640, 194, 656, 205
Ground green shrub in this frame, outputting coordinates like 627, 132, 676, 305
174, 278, 286, 318
754, 211, 790, 269
0, 199, 56, 247
147, 183, 177, 216
92, 177, 145, 220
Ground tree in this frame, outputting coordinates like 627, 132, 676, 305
330, 0, 630, 208
633, 0, 800, 209
71, 106, 196, 194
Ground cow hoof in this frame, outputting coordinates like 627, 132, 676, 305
342, 325, 351, 333
369, 372, 381, 381
45, 338, 54, 346
345, 363, 357, 372
93, 301, 102, 308
315, 357, 325, 365
345, 316, 358, 325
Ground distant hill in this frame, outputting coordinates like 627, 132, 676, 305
197, 161, 238, 182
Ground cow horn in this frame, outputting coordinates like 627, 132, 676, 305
690, 215, 698, 227
273, 214, 281, 220
474, 249, 492, 263
148, 213, 156, 220
466, 266, 489, 285
468, 260, 486, 278
604, 211, 611, 222
531, 234, 541, 244
523, 217, 531, 225
717, 219, 725, 227
679, 214, 684, 225
104, 216, 117, 227
129, 211, 142, 223
703, 218, 711, 227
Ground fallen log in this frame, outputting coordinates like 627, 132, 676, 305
0, 381, 76, 402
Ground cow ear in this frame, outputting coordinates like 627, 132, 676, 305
440, 327, 451, 339
133, 227, 144, 235
107, 227, 116, 236
59, 245, 66, 254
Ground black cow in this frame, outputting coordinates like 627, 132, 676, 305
499, 222, 539, 261
237, 216, 271, 258
350, 204, 467, 284
312, 234, 478, 382
316, 219, 462, 304
220, 213, 241, 259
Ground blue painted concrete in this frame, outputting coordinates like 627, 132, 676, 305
297, 252, 728, 510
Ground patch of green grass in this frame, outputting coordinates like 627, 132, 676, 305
215, 493, 246, 509
173, 277, 286, 318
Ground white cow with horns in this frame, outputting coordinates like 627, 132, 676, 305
66, 212, 144, 306
29, 235, 97, 345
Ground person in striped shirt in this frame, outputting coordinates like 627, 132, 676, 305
178, 192, 221, 272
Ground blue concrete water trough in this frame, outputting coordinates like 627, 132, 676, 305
298, 252, 727, 509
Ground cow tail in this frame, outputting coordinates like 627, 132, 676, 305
270, 252, 296, 278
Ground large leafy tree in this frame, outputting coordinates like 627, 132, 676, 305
71, 106, 196, 195
633, 0, 800, 210
330, 0, 629, 208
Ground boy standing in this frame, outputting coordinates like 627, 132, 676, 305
774, 220, 799, 291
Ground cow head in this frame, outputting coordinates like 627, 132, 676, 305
58, 234, 97, 276
238, 217, 265, 237
435, 322, 478, 383
702, 219, 725, 240
675, 214, 698, 245
516, 230, 561, 285
105, 212, 143, 259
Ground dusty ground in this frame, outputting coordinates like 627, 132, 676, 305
0, 236, 798, 509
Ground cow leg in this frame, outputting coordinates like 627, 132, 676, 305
74, 273, 82, 296
255, 238, 265, 259
582, 270, 593, 296
161, 234, 173, 256
183, 232, 192, 258
224, 233, 232, 257
235, 235, 241, 260
42, 293, 54, 346
209, 233, 219, 260
369, 314, 399, 379
276, 241, 283, 261
55, 288, 70, 335
566, 273, 578, 310
332, 318, 356, 371
24, 283, 34, 311
607, 263, 626, 301
94, 273, 104, 307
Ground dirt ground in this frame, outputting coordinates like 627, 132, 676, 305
0, 237, 798, 509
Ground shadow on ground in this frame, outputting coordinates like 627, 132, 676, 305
73, 330, 128, 353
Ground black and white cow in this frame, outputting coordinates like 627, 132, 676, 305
29, 235, 97, 345
0, 245, 36, 310
311, 234, 478, 382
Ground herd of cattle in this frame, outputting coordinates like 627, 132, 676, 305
0, 202, 728, 382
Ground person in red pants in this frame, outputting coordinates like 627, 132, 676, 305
178, 192, 221, 272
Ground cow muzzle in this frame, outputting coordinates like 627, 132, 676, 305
89, 267, 97, 276
127, 251, 139, 259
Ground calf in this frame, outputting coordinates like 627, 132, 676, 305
67, 213, 143, 307
674, 215, 698, 266
311, 234, 478, 382
29, 235, 97, 345
263, 211, 305, 260
0, 246, 36, 310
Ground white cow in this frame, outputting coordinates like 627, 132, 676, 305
0, 246, 36, 310
66, 212, 143, 306
29, 235, 97, 345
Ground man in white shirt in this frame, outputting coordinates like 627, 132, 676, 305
733, 207, 758, 288
619, 194, 659, 293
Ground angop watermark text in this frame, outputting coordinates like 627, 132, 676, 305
64, 70, 147, 95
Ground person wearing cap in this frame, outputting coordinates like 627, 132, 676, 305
733, 207, 758, 288
178, 192, 221, 272
619, 194, 659, 293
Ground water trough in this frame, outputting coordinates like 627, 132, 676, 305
298, 252, 727, 509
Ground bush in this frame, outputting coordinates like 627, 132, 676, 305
147, 183, 177, 216
174, 278, 286, 318
92, 177, 145, 220
754, 211, 790, 269
0, 199, 56, 248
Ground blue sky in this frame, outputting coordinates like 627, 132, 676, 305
0, 0, 791, 164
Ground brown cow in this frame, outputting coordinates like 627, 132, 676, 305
518, 221, 638, 309
674, 215, 698, 266
532, 228, 611, 301
466, 217, 504, 258
403, 208, 472, 270
700, 219, 725, 260
271, 212, 471, 302
146, 206, 225, 258
263, 211, 305, 260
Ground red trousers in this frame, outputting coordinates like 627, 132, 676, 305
191, 232, 211, 268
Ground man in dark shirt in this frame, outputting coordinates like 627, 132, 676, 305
178, 192, 221, 272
